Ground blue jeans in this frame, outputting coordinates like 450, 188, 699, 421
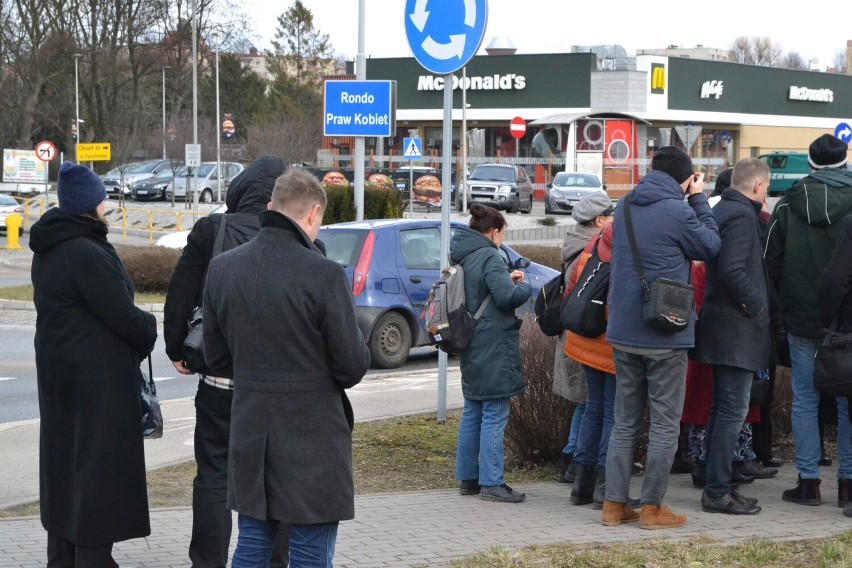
455, 397, 511, 486
789, 334, 852, 479
704, 365, 753, 498
574, 367, 616, 470
562, 403, 586, 455
232, 514, 338, 568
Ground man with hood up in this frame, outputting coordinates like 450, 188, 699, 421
765, 134, 852, 509
164, 156, 289, 567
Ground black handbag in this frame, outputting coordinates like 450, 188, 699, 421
623, 196, 693, 333
814, 321, 852, 397
560, 235, 610, 338
534, 249, 582, 337
183, 215, 227, 375
749, 377, 770, 407
140, 355, 163, 438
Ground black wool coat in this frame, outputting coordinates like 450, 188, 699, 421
29, 208, 158, 546
818, 214, 852, 333
203, 210, 371, 524
693, 189, 772, 371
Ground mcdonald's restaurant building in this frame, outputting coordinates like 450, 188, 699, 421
333, 52, 852, 194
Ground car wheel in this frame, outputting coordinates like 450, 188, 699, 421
368, 312, 412, 369
200, 189, 213, 204
508, 199, 519, 214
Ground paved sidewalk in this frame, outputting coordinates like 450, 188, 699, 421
2, 464, 851, 567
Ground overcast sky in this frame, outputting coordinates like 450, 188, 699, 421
249, 0, 849, 71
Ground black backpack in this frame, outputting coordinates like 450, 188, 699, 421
559, 236, 611, 338
534, 249, 581, 336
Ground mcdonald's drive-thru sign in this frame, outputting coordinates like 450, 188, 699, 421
651, 63, 666, 95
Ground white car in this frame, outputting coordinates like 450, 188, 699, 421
165, 162, 243, 204
156, 204, 227, 249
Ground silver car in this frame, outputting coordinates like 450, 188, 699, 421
165, 162, 243, 204
545, 172, 607, 215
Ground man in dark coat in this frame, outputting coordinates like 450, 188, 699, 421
765, 134, 852, 507
692, 157, 773, 515
602, 147, 720, 529
31, 162, 158, 566
163, 155, 289, 567
203, 168, 370, 565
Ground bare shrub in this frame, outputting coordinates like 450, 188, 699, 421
511, 245, 561, 271
505, 315, 574, 466
116, 245, 181, 294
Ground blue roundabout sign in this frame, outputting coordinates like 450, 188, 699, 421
404, 0, 488, 75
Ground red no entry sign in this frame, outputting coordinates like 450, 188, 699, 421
509, 116, 526, 139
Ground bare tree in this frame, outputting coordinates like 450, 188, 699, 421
246, 112, 321, 165
833, 49, 848, 73
780, 51, 808, 70
729, 36, 781, 67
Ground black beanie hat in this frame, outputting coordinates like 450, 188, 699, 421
57, 162, 107, 215
711, 168, 733, 197
651, 146, 694, 184
808, 134, 848, 169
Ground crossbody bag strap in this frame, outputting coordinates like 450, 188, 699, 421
622, 195, 649, 291
212, 214, 227, 257
147, 355, 156, 394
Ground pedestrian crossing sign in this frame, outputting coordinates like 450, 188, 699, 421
403, 137, 422, 160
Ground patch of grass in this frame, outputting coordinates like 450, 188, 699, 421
1, 410, 555, 518
0, 501, 39, 519
0, 284, 164, 304
537, 216, 558, 227
450, 534, 852, 567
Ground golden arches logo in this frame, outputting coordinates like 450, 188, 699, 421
651, 64, 665, 94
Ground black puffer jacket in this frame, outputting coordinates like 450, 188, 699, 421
164, 156, 286, 362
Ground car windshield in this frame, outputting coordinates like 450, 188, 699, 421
126, 161, 160, 174
553, 173, 600, 187
0, 195, 17, 206
174, 164, 215, 177
469, 166, 514, 182
317, 229, 368, 267
150, 169, 175, 180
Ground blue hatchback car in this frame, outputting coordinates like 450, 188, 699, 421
318, 219, 559, 368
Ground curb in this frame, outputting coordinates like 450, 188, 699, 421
0, 299, 164, 313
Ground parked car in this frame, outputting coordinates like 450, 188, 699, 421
318, 218, 559, 368
465, 163, 534, 214
544, 172, 607, 215
0, 194, 24, 237
165, 162, 243, 203
103, 159, 175, 198
130, 167, 180, 201
155, 204, 227, 249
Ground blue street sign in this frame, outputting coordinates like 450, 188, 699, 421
403, 137, 423, 159
324, 80, 396, 137
404, 0, 488, 75
835, 122, 852, 144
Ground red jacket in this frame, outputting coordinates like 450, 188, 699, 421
564, 225, 615, 375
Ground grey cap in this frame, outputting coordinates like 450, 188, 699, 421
572, 193, 614, 223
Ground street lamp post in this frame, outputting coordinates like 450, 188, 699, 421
215, 49, 222, 202
191, 0, 199, 208
73, 53, 83, 163
162, 66, 170, 160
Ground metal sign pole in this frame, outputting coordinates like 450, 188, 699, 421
437, 75, 453, 423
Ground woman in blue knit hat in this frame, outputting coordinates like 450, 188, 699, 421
30, 162, 158, 567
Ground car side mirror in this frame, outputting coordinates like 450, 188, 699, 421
511, 257, 531, 270
603, 184, 608, 190
546, 183, 552, 189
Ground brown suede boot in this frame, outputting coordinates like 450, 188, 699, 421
638, 504, 687, 529
601, 500, 639, 526
838, 478, 852, 507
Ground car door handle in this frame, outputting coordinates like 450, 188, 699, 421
409, 276, 422, 283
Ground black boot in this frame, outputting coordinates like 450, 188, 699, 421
692, 463, 706, 488
570, 464, 597, 505
782, 476, 822, 505
558, 453, 575, 483
838, 478, 852, 507
592, 470, 606, 510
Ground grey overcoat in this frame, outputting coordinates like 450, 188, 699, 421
203, 210, 370, 523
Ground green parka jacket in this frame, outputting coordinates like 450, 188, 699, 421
450, 226, 532, 400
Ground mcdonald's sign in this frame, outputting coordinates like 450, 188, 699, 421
651, 64, 666, 94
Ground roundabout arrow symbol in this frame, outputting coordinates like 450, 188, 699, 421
410, 0, 429, 32
422, 34, 466, 60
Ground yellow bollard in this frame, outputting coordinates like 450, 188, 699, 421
4, 212, 23, 250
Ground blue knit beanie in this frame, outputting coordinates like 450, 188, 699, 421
57, 162, 107, 215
